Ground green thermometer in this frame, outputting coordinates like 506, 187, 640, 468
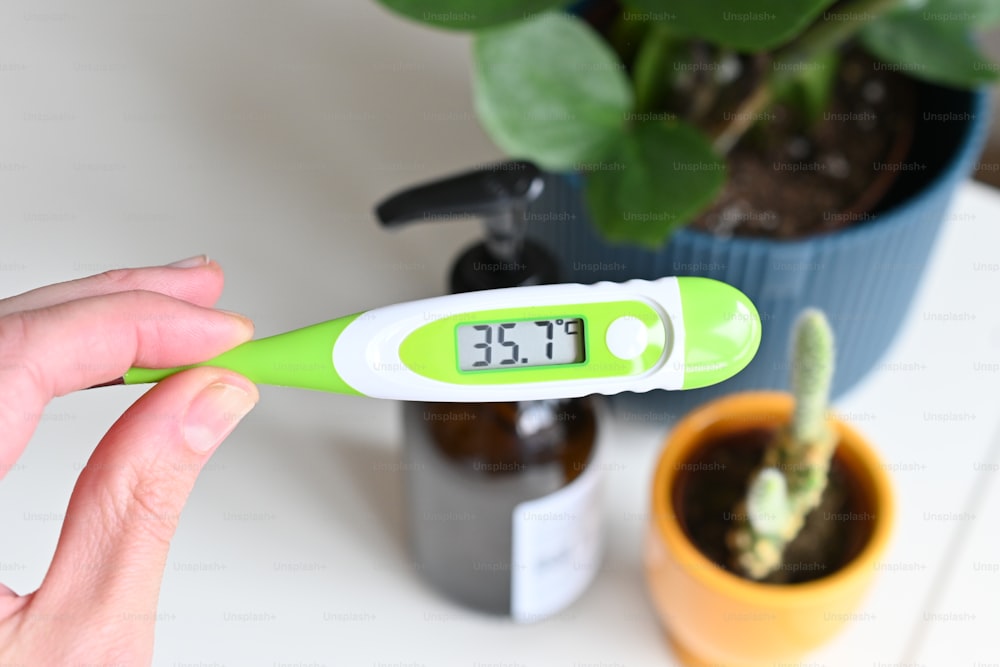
122, 277, 760, 401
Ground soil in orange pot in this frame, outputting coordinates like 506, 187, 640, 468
673, 428, 877, 584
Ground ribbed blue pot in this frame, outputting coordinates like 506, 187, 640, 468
527, 86, 990, 419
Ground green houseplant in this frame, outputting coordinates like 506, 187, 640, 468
373, 0, 997, 410
645, 309, 894, 665
373, 0, 997, 243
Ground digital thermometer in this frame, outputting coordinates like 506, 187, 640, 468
122, 277, 760, 401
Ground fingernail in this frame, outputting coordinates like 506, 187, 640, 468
218, 309, 255, 336
167, 254, 209, 269
183, 382, 257, 454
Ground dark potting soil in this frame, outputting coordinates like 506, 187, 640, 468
674, 428, 875, 585
688, 49, 917, 239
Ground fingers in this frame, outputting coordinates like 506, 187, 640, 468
27, 368, 258, 662
0, 256, 224, 318
0, 291, 254, 473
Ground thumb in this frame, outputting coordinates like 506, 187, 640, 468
35, 368, 258, 631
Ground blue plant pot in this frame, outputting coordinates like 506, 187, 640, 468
526, 86, 990, 420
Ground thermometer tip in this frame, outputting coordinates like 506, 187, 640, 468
678, 278, 761, 389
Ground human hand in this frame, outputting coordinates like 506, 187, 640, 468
0, 257, 259, 665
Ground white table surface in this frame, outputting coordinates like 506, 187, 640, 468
1, 2, 998, 665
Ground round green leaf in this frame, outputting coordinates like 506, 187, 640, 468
861, 14, 1000, 88
375, 0, 567, 31
584, 122, 725, 248
624, 0, 837, 51
473, 13, 633, 171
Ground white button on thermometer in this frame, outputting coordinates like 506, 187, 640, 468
121, 277, 760, 401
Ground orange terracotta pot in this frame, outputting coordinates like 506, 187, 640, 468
644, 392, 894, 667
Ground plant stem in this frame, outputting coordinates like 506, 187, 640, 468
633, 23, 675, 115
711, 0, 903, 154
712, 77, 773, 153
773, 0, 903, 71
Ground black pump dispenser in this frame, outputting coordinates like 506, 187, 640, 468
375, 162, 603, 621
377, 161, 560, 293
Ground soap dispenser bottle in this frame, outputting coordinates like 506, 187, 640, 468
376, 162, 603, 622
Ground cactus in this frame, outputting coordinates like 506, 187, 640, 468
728, 309, 837, 580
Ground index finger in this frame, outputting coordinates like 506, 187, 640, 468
0, 290, 254, 475
0, 257, 225, 318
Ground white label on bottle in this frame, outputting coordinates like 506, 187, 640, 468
510, 453, 603, 623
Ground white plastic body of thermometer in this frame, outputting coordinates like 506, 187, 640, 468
122, 277, 761, 401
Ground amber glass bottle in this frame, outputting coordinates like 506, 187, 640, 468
377, 163, 603, 620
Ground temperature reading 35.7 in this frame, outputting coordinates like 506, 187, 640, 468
457, 318, 585, 371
